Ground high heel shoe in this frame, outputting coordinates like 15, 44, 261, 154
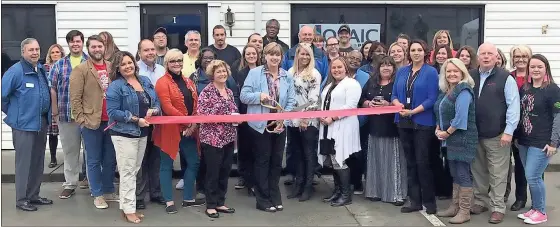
121, 211, 141, 224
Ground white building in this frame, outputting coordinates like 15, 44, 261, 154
2, 0, 560, 149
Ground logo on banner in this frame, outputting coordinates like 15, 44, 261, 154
300, 24, 381, 48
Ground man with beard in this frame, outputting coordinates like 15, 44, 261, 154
49, 30, 90, 199
70, 35, 118, 209
153, 27, 169, 66
2, 38, 53, 211
337, 25, 354, 57
208, 25, 241, 67
135, 39, 166, 209
263, 19, 289, 53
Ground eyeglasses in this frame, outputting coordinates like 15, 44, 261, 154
513, 55, 529, 60
169, 59, 183, 64
347, 56, 361, 61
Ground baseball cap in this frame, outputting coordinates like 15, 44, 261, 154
338, 24, 350, 34
154, 27, 167, 36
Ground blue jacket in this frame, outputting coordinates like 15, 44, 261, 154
240, 66, 296, 134
282, 44, 329, 81
191, 68, 240, 108
106, 75, 161, 137
391, 64, 439, 127
2, 60, 51, 131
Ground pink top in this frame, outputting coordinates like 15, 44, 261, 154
197, 83, 238, 148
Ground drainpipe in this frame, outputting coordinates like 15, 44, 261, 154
254, 1, 263, 35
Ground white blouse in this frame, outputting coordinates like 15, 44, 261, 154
287, 68, 322, 128
318, 76, 362, 167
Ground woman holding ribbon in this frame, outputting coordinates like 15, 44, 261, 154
197, 60, 240, 218
285, 44, 321, 201
106, 51, 161, 224
240, 42, 296, 212
319, 57, 361, 207
153, 49, 205, 214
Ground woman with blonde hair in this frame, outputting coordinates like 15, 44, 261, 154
154, 48, 204, 214
434, 58, 477, 224
387, 42, 408, 68
286, 44, 321, 201
429, 30, 457, 64
45, 43, 65, 168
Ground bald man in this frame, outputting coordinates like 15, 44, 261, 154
281, 25, 329, 81
469, 43, 520, 224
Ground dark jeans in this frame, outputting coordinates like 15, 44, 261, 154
237, 123, 254, 187
136, 130, 162, 200
432, 144, 452, 197
346, 126, 369, 190
249, 127, 286, 209
180, 143, 206, 193
506, 145, 527, 202
398, 127, 436, 209
81, 121, 116, 197
449, 160, 473, 187
287, 126, 319, 190
203, 142, 235, 209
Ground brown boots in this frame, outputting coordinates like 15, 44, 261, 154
437, 184, 473, 224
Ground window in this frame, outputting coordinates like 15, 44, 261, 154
386, 5, 483, 50
1, 4, 56, 74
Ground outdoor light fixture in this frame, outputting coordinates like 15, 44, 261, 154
225, 6, 235, 36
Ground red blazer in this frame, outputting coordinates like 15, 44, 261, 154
153, 72, 199, 160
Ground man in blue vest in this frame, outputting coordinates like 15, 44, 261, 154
282, 25, 329, 185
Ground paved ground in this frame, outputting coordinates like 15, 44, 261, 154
3, 174, 560, 226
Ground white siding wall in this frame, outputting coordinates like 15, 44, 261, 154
218, 1, 255, 50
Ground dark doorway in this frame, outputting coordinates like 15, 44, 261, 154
140, 4, 208, 53
1, 4, 56, 76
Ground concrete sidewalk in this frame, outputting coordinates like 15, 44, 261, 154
3, 174, 560, 226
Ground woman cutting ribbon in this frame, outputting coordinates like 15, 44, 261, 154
240, 42, 296, 212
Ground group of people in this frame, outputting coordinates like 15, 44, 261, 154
2, 18, 558, 226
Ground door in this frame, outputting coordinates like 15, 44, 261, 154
140, 4, 208, 53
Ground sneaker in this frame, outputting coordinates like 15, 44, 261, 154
59, 189, 75, 199
103, 193, 119, 202
182, 199, 206, 207
518, 209, 536, 220
524, 210, 548, 225
176, 179, 184, 190
166, 204, 178, 214
235, 178, 246, 189
79, 178, 89, 189
94, 196, 108, 209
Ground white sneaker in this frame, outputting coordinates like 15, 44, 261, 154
176, 179, 184, 190
103, 193, 119, 202
94, 196, 108, 209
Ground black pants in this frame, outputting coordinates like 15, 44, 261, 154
398, 127, 436, 209
203, 142, 234, 209
136, 130, 162, 200
346, 126, 369, 190
431, 138, 452, 197
237, 123, 254, 188
507, 145, 527, 202
49, 135, 58, 162
287, 126, 318, 191
250, 127, 286, 209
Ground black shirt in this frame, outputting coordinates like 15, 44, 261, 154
339, 46, 354, 57
359, 79, 399, 137
518, 84, 560, 148
209, 44, 241, 67
170, 71, 194, 116
231, 62, 251, 114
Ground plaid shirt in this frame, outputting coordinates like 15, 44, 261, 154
48, 53, 89, 122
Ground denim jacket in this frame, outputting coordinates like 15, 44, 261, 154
1, 60, 51, 131
106, 75, 161, 137
240, 65, 296, 134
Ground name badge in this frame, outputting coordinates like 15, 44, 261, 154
406, 97, 411, 104
25, 83, 34, 88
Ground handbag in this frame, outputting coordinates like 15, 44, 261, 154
319, 83, 337, 156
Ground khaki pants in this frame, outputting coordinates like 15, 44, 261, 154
112, 136, 147, 214
471, 135, 511, 214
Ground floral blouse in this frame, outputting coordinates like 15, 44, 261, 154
197, 83, 238, 148
287, 68, 321, 128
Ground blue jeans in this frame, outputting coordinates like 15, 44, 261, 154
160, 136, 199, 202
81, 121, 116, 197
448, 160, 473, 187
518, 145, 550, 213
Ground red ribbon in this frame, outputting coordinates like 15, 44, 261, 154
146, 106, 402, 124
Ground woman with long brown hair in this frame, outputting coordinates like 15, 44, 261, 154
429, 30, 457, 64
455, 46, 478, 70
99, 31, 120, 63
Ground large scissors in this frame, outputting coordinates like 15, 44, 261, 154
261, 99, 315, 133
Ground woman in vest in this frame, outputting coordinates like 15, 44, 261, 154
391, 39, 439, 214
286, 44, 321, 201
433, 58, 478, 224
516, 54, 559, 225
319, 57, 361, 207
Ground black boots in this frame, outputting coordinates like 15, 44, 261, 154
331, 168, 352, 207
323, 171, 341, 203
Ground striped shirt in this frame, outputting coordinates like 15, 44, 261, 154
48, 53, 89, 122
